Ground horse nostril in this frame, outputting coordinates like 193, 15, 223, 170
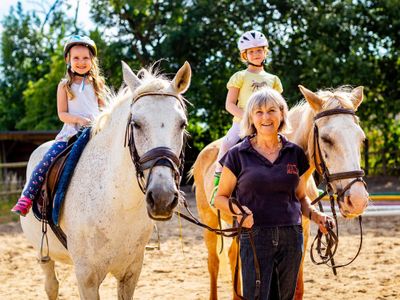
346, 195, 354, 208
171, 192, 179, 209
147, 191, 155, 208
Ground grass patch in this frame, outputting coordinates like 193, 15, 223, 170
0, 196, 20, 223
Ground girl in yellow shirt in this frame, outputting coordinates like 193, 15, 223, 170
212, 30, 283, 204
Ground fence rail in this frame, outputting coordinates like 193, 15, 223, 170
0, 162, 26, 199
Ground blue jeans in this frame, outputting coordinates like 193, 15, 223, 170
240, 225, 303, 300
23, 141, 67, 200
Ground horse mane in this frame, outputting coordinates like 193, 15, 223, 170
92, 66, 186, 135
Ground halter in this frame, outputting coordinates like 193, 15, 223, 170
309, 108, 367, 274
124, 92, 186, 194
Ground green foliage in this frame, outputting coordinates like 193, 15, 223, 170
17, 52, 65, 130
0, 3, 48, 130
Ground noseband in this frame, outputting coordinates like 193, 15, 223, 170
310, 108, 367, 274
124, 92, 186, 194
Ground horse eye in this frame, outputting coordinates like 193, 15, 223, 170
132, 121, 141, 129
321, 137, 333, 146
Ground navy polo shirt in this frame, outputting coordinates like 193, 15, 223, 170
220, 135, 310, 227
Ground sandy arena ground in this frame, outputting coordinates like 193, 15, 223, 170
0, 191, 399, 300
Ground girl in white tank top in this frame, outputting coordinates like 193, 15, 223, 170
12, 35, 109, 216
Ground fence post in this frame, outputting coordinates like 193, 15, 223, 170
364, 139, 369, 176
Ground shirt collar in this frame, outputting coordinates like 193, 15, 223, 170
239, 134, 295, 152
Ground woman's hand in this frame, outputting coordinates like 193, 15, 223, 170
312, 211, 335, 234
236, 206, 254, 228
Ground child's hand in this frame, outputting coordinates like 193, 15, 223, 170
77, 117, 91, 126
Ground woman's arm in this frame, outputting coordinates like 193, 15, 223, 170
225, 87, 243, 119
214, 166, 254, 228
296, 174, 334, 234
57, 82, 91, 126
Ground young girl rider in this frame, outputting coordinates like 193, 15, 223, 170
212, 30, 283, 203
12, 35, 108, 216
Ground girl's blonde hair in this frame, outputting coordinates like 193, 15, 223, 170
240, 87, 291, 137
62, 52, 109, 102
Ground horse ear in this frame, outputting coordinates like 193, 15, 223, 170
298, 85, 324, 111
171, 61, 191, 94
121, 61, 141, 92
351, 86, 364, 110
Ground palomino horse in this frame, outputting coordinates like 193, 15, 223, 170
20, 61, 191, 299
192, 85, 369, 300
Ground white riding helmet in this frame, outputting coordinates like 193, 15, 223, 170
64, 35, 97, 58
238, 31, 269, 52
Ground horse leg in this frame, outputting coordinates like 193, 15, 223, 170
295, 262, 304, 300
228, 239, 241, 300
116, 254, 145, 300
74, 263, 106, 300
40, 259, 59, 300
204, 229, 219, 300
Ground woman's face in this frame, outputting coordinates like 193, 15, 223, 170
245, 47, 266, 65
251, 102, 282, 136
68, 45, 92, 75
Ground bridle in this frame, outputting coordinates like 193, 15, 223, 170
309, 108, 367, 275
124, 92, 186, 194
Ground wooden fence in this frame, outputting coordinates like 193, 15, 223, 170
0, 162, 26, 199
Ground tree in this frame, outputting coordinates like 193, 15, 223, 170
0, 3, 48, 130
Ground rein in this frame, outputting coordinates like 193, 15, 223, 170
124, 92, 186, 194
309, 108, 365, 275
175, 197, 261, 300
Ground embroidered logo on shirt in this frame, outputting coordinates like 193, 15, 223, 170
287, 163, 299, 175
251, 80, 268, 91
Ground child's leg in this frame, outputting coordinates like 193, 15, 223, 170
215, 122, 241, 174
210, 123, 241, 206
11, 141, 67, 216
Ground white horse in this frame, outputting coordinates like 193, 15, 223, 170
192, 85, 369, 300
20, 61, 191, 299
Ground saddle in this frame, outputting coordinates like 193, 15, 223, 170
32, 134, 78, 249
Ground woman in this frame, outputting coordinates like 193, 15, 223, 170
214, 87, 333, 300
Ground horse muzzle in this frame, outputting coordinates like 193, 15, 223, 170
145, 179, 179, 221
337, 182, 369, 218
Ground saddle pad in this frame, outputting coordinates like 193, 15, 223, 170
53, 127, 91, 225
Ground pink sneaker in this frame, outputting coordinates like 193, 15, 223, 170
11, 196, 33, 217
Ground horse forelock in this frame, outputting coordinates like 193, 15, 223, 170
92, 69, 187, 136
317, 86, 355, 110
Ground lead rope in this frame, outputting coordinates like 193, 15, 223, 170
177, 205, 185, 255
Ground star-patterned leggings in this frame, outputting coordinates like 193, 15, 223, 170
23, 141, 67, 200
